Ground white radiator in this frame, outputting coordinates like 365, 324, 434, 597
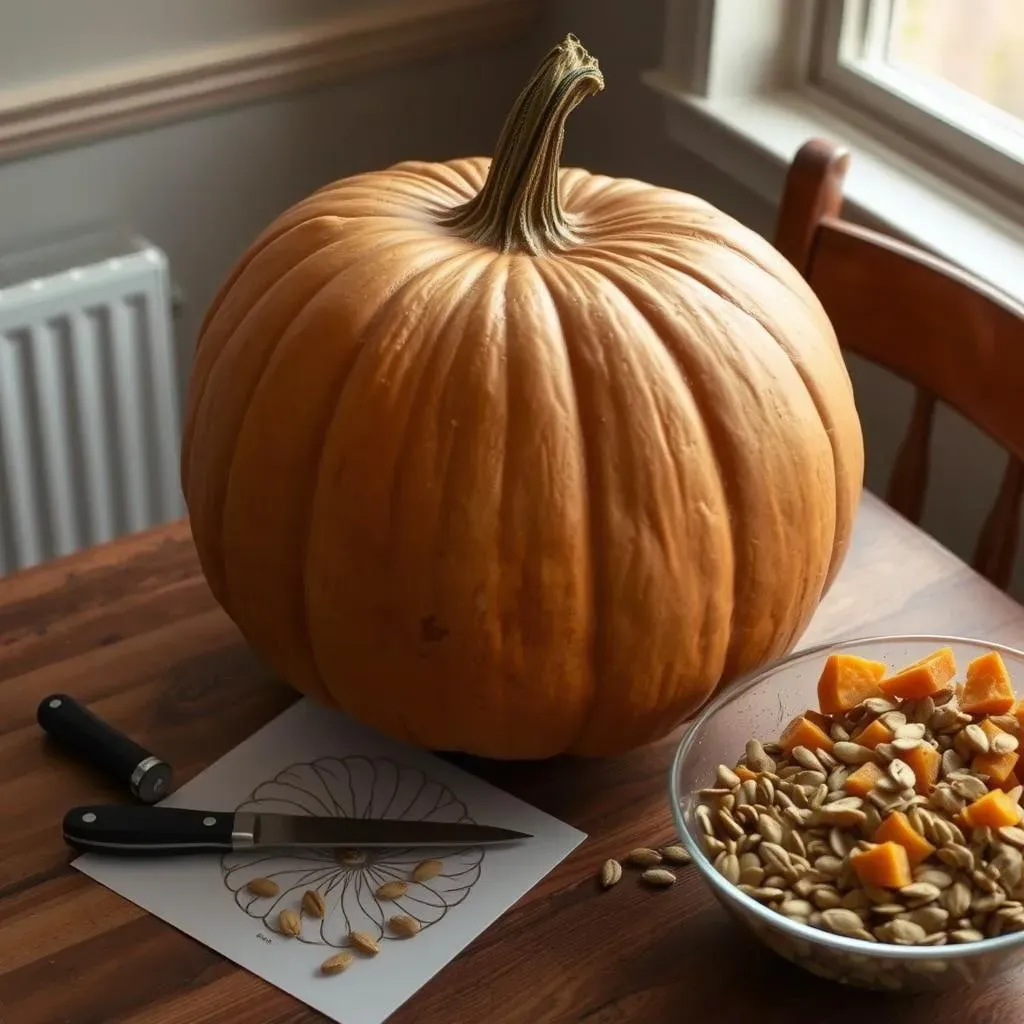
0, 229, 184, 576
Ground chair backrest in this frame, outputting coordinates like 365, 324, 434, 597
774, 138, 1024, 590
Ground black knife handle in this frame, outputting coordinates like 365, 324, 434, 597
62, 805, 235, 855
38, 694, 172, 803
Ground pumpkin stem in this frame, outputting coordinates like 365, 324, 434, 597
441, 34, 604, 255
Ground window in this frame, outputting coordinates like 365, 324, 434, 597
812, 0, 1024, 200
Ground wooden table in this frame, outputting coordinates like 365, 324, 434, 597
3, 492, 1024, 1024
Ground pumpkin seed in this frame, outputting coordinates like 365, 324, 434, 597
746, 886, 786, 901
877, 919, 927, 944
320, 951, 354, 975
641, 868, 677, 888
599, 859, 623, 889
388, 915, 421, 937
937, 844, 975, 871
811, 885, 842, 909
972, 892, 1007, 913
246, 877, 279, 897
413, 859, 444, 882
913, 867, 953, 889
714, 852, 741, 885
998, 826, 1024, 848
738, 863, 765, 886
951, 775, 988, 802
716, 764, 742, 788
790, 746, 824, 772
942, 882, 973, 918
625, 848, 663, 868
874, 742, 898, 762
756, 813, 783, 845
302, 890, 326, 918
821, 908, 865, 936
940, 749, 965, 777
993, 732, 1019, 754
887, 759, 917, 790
949, 928, 985, 943
879, 711, 907, 731
744, 739, 774, 773
779, 898, 814, 918
717, 809, 745, 840
660, 845, 692, 865
737, 780, 758, 806
892, 736, 923, 752
695, 805, 715, 836
963, 723, 990, 754
990, 714, 1020, 732
349, 931, 380, 956
832, 742, 875, 765
817, 748, 839, 770
863, 697, 897, 714
278, 909, 302, 937
756, 777, 776, 805
899, 882, 941, 904
894, 722, 926, 740
376, 881, 409, 900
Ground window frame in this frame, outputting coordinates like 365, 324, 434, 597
809, 0, 1024, 203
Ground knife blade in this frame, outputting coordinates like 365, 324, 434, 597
62, 804, 532, 856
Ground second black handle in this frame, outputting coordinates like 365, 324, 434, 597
38, 694, 172, 803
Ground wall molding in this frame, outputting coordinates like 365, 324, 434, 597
0, 0, 539, 163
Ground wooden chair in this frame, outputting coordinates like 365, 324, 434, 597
773, 137, 1024, 590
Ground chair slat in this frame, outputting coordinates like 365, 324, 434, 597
974, 457, 1024, 590
776, 138, 1024, 591
886, 389, 936, 525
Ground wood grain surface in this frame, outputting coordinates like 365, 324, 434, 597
3, 493, 1024, 1023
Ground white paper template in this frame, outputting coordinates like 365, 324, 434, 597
74, 699, 586, 1024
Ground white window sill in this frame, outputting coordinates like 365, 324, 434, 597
643, 69, 1024, 307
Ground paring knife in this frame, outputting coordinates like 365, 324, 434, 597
63, 804, 532, 856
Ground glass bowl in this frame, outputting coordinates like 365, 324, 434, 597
670, 634, 1024, 992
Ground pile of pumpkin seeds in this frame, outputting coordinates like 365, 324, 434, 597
598, 843, 693, 891
246, 855, 437, 976
695, 686, 1024, 948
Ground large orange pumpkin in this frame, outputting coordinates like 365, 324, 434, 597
181, 35, 863, 759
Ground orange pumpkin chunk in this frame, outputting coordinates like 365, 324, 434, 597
962, 789, 1022, 830
1012, 700, 1024, 732
902, 743, 940, 794
872, 811, 935, 866
851, 718, 895, 750
850, 841, 912, 889
878, 647, 956, 700
779, 715, 834, 755
979, 717, 1008, 743
734, 765, 758, 783
817, 654, 887, 715
844, 762, 885, 797
961, 652, 1016, 716
973, 749, 1019, 787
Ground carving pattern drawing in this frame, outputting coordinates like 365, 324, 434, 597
221, 756, 485, 946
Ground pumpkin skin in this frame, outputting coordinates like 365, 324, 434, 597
181, 36, 863, 759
